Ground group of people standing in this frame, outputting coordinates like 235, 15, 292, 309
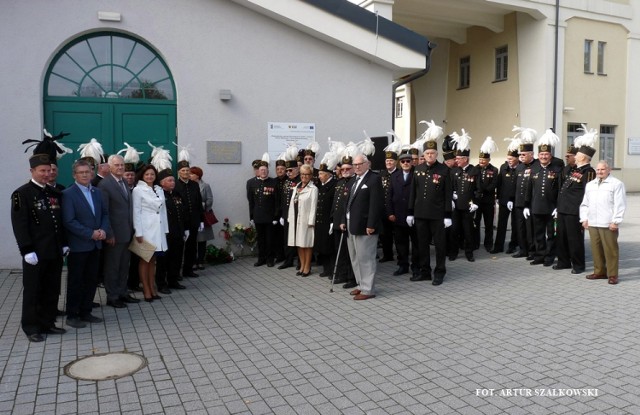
247, 123, 627, 301
11, 133, 214, 342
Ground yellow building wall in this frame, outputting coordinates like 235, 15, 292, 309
563, 17, 628, 170
445, 13, 520, 160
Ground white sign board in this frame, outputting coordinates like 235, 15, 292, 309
267, 122, 316, 162
628, 137, 640, 155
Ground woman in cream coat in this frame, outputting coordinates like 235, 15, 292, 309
288, 164, 318, 276
133, 165, 169, 302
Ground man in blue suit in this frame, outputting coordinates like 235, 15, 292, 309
62, 160, 110, 328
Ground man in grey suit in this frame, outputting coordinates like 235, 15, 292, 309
340, 154, 384, 300
98, 155, 139, 308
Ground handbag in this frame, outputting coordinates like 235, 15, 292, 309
204, 209, 219, 226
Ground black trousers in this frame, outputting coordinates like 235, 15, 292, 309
474, 202, 495, 249
334, 231, 354, 282
66, 249, 100, 319
22, 256, 63, 335
255, 222, 275, 262
556, 213, 585, 270
273, 223, 286, 261
415, 218, 446, 278
128, 253, 140, 290
393, 224, 418, 269
514, 206, 534, 255
452, 209, 475, 254
380, 218, 394, 260
182, 225, 198, 275
494, 204, 518, 252
532, 213, 556, 262
157, 233, 185, 287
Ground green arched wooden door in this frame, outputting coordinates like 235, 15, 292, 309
44, 32, 177, 186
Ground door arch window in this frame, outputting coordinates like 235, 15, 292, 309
45, 32, 175, 100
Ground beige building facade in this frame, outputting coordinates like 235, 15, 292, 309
361, 0, 640, 190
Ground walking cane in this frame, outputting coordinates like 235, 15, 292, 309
330, 231, 345, 293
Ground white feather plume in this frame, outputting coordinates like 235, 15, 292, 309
480, 136, 499, 155
320, 151, 339, 171
284, 144, 299, 161
77, 138, 104, 162
173, 141, 192, 163
43, 128, 53, 138
358, 137, 376, 157
328, 139, 346, 155
306, 141, 320, 154
505, 137, 521, 153
261, 152, 270, 164
512, 126, 537, 144
384, 133, 404, 155
55, 141, 73, 159
344, 141, 360, 158
148, 141, 172, 171
537, 129, 560, 147
419, 120, 444, 141
276, 152, 286, 161
117, 142, 143, 164
574, 125, 598, 149
451, 129, 472, 151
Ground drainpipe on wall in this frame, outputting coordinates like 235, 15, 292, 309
552, 0, 560, 132
391, 41, 435, 132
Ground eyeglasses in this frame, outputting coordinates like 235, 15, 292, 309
400, 160, 412, 164
352, 162, 365, 167
300, 173, 312, 176
286, 169, 294, 173
341, 167, 352, 171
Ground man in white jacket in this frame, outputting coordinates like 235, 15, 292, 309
579, 160, 626, 285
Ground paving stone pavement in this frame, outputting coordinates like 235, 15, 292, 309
0, 193, 639, 415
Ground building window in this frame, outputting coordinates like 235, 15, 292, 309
584, 40, 593, 73
459, 56, 470, 88
598, 41, 607, 75
395, 97, 404, 118
600, 125, 615, 167
567, 123, 586, 149
495, 46, 508, 81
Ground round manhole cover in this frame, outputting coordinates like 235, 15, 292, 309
64, 352, 147, 381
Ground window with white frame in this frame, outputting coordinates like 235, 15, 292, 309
567, 123, 586, 149
495, 46, 508, 81
597, 41, 606, 75
459, 56, 470, 88
395, 96, 404, 118
600, 125, 615, 167
584, 40, 593, 73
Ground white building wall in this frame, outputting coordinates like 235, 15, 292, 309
0, 0, 396, 267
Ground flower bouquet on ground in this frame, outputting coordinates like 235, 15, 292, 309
204, 244, 234, 265
218, 217, 257, 256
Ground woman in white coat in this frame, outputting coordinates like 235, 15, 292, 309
132, 165, 169, 302
288, 164, 318, 276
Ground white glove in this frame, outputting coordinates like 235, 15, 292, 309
24, 252, 38, 265
452, 191, 458, 200
249, 219, 255, 227
452, 201, 456, 210
444, 218, 452, 228
272, 220, 277, 225
469, 203, 478, 213
507, 201, 513, 211
198, 222, 204, 232
523, 208, 530, 219
183, 230, 190, 241
406, 216, 415, 227
62, 246, 70, 256
279, 217, 285, 226
552, 208, 558, 219
329, 223, 334, 235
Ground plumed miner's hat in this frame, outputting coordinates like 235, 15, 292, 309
23, 129, 72, 167
275, 152, 286, 167
304, 141, 319, 159
118, 142, 144, 172
574, 124, 598, 158
536, 129, 560, 154
283, 144, 299, 169
512, 126, 537, 152
384, 131, 403, 160
319, 151, 339, 173
157, 168, 174, 182
441, 134, 456, 161
258, 152, 270, 168
451, 129, 472, 157
505, 137, 521, 157
148, 141, 172, 172
415, 119, 444, 152
479, 136, 499, 159
174, 142, 192, 170
77, 138, 104, 167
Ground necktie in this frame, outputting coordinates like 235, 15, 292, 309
119, 180, 129, 199
347, 176, 361, 212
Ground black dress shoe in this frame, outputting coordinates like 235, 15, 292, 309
184, 272, 199, 278
410, 274, 431, 281
465, 254, 475, 262
511, 252, 527, 258
254, 260, 266, 267
530, 259, 544, 265
571, 268, 585, 274
278, 262, 293, 270
44, 326, 67, 334
144, 298, 153, 303
301, 272, 311, 277
158, 287, 172, 295
448, 254, 457, 261
80, 314, 103, 323
168, 283, 186, 290
27, 333, 45, 342
121, 295, 140, 304
378, 257, 394, 263
333, 278, 347, 284
66, 317, 87, 328
432, 277, 444, 286
319, 272, 330, 278
107, 300, 127, 308
296, 271, 302, 276
489, 249, 503, 254
266, 260, 275, 267
152, 295, 162, 300
342, 281, 358, 289
393, 267, 409, 276
543, 260, 554, 267
552, 265, 571, 270
526, 255, 535, 261
506, 247, 516, 254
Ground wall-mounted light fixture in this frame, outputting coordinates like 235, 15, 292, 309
563, 107, 575, 112
219, 89, 232, 101
98, 11, 121, 22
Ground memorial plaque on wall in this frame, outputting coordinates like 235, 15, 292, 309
206, 141, 242, 164
628, 138, 640, 155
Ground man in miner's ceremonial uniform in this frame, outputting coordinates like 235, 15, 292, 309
11, 131, 70, 342
406, 120, 453, 285
331, 151, 356, 288
278, 146, 301, 270
248, 153, 280, 267
473, 137, 499, 252
379, 138, 403, 263
512, 126, 539, 259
